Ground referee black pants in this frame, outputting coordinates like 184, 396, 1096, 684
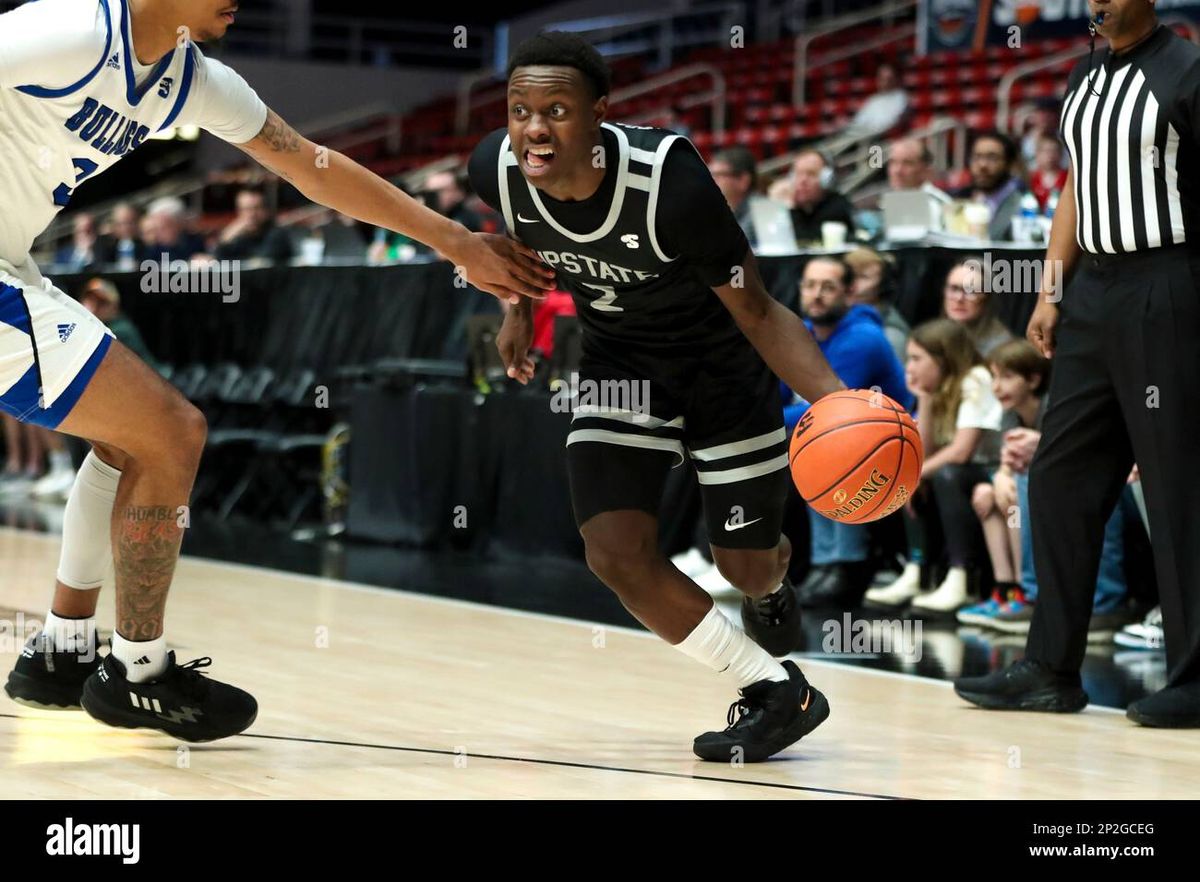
1027, 245, 1200, 687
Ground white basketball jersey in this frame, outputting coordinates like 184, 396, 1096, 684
0, 0, 267, 266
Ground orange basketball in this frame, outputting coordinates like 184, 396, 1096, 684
789, 389, 922, 524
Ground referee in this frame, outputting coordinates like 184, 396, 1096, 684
956, 0, 1200, 727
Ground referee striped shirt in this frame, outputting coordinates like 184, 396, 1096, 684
1060, 25, 1200, 254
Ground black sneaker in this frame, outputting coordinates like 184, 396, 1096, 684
693, 660, 829, 763
1127, 683, 1200, 728
81, 652, 257, 742
741, 578, 803, 657
954, 658, 1088, 712
4, 629, 101, 709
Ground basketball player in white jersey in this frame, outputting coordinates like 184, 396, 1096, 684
0, 0, 554, 742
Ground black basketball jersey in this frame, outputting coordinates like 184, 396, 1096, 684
468, 122, 750, 355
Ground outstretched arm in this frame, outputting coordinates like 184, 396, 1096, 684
713, 248, 844, 403
237, 109, 555, 302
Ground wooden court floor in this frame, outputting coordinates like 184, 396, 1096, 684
1, 527, 1194, 799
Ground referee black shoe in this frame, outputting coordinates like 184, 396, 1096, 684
1127, 683, 1200, 728
81, 651, 257, 742
693, 661, 829, 763
4, 629, 101, 710
741, 578, 803, 656
954, 658, 1088, 712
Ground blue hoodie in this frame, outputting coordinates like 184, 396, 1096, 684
781, 303, 914, 433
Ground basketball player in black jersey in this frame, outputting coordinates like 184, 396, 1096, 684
469, 33, 846, 762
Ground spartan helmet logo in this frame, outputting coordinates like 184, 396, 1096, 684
833, 489, 848, 505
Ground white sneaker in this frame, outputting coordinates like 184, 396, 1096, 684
910, 567, 969, 614
863, 562, 921, 608
30, 467, 76, 502
1114, 606, 1164, 650
670, 547, 711, 580
692, 561, 738, 598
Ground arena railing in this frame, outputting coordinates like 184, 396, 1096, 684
792, 0, 919, 107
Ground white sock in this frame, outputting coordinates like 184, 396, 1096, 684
56, 451, 121, 590
111, 633, 168, 683
43, 610, 95, 653
674, 602, 788, 688
48, 449, 73, 474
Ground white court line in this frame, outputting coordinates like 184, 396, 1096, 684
0, 526, 1129, 713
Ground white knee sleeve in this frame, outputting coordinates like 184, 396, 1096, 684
56, 450, 122, 590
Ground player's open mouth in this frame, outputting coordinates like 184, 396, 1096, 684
221, 7, 237, 24
524, 145, 556, 174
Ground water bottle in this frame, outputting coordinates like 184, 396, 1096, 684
1013, 192, 1041, 245
1046, 189, 1060, 218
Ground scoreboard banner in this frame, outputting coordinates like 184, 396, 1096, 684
917, 0, 1200, 54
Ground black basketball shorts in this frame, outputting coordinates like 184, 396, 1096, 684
565, 338, 789, 550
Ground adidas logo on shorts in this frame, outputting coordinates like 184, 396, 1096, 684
106, 53, 120, 70
57, 323, 76, 343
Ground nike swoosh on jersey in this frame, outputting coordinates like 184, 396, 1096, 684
724, 517, 764, 532
517, 213, 540, 223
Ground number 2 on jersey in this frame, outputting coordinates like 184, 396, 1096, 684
583, 282, 623, 313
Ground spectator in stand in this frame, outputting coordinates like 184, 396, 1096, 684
953, 131, 1027, 242
865, 319, 1003, 615
844, 247, 910, 362
95, 202, 147, 270
784, 256, 913, 608
80, 277, 158, 368
941, 258, 1013, 358
143, 196, 205, 262
425, 170, 484, 234
1020, 98, 1064, 168
786, 149, 857, 246
886, 137, 952, 203
959, 340, 1136, 636
1029, 134, 1069, 213
53, 212, 101, 271
214, 187, 295, 264
845, 60, 911, 139
310, 210, 368, 262
708, 146, 793, 250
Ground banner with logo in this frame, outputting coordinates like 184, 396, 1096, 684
918, 0, 1200, 55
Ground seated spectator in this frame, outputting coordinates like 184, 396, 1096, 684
844, 246, 910, 362
782, 256, 914, 608
787, 149, 857, 246
886, 137, 952, 205
960, 343, 1136, 635
708, 146, 793, 251
143, 196, 205, 262
95, 202, 147, 270
1029, 134, 1068, 213
952, 131, 1027, 242
425, 170, 484, 234
310, 211, 367, 262
214, 187, 295, 263
1020, 98, 1064, 168
942, 258, 1013, 358
960, 340, 1049, 625
53, 213, 101, 271
845, 61, 911, 139
80, 278, 158, 368
864, 319, 1003, 614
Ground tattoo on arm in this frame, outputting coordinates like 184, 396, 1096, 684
258, 109, 302, 154
250, 110, 303, 184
